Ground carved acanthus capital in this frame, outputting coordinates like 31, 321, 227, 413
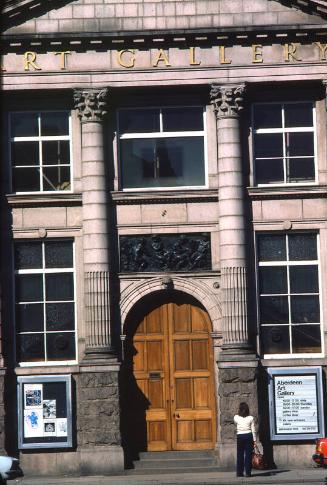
210, 84, 246, 119
74, 88, 108, 123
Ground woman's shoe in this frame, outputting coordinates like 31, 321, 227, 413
245, 474, 251, 477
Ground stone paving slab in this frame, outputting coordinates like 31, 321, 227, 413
12, 468, 327, 485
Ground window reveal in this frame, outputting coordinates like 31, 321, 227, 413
10, 112, 71, 192
257, 233, 321, 356
119, 107, 206, 189
253, 103, 316, 185
14, 241, 76, 363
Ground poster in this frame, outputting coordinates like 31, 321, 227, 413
24, 409, 43, 438
24, 384, 43, 408
56, 418, 68, 437
43, 420, 56, 437
274, 375, 318, 434
43, 400, 56, 418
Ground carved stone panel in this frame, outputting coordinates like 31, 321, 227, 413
120, 233, 211, 272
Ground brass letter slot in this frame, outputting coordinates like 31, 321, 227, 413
149, 372, 161, 380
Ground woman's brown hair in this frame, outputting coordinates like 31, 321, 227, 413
238, 402, 250, 417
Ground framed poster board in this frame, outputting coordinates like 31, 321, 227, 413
17, 375, 72, 449
268, 367, 325, 441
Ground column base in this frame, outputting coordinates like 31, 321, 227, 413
218, 344, 258, 367
82, 346, 117, 364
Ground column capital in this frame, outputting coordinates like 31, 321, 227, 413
74, 87, 108, 123
210, 84, 246, 119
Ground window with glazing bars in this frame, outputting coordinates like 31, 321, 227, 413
257, 233, 321, 356
10, 112, 71, 192
14, 240, 76, 363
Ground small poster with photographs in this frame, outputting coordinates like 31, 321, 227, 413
56, 418, 68, 437
43, 420, 56, 437
24, 384, 43, 408
43, 400, 56, 419
24, 409, 43, 438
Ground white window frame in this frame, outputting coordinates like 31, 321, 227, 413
252, 101, 317, 187
9, 111, 73, 194
14, 240, 77, 366
117, 106, 208, 191
256, 232, 323, 359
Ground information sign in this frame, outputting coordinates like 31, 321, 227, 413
268, 367, 325, 441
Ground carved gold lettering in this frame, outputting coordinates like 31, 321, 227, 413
54, 51, 71, 70
24, 51, 42, 71
152, 49, 171, 67
252, 44, 263, 63
189, 47, 201, 66
219, 46, 231, 65
117, 49, 136, 68
284, 43, 302, 62
314, 42, 327, 61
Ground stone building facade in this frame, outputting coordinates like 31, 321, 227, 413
1, 0, 327, 476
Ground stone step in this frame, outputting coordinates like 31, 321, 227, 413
126, 466, 221, 475
133, 457, 216, 469
138, 450, 215, 460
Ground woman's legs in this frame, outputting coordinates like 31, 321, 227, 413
244, 433, 254, 476
236, 434, 245, 476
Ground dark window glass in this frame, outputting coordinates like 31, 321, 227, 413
119, 109, 159, 133
292, 325, 321, 353
46, 273, 74, 301
259, 267, 287, 294
289, 265, 319, 293
11, 142, 39, 166
46, 332, 75, 360
284, 103, 313, 127
17, 334, 45, 362
16, 274, 43, 302
254, 133, 283, 158
121, 137, 205, 188
260, 296, 289, 324
256, 159, 284, 184
11, 113, 38, 137
43, 167, 71, 191
287, 132, 314, 157
45, 242, 73, 268
16, 303, 44, 332
288, 158, 315, 182
261, 325, 290, 354
253, 104, 282, 129
291, 295, 320, 323
162, 107, 203, 131
258, 235, 286, 261
41, 112, 69, 136
12, 167, 40, 192
46, 303, 74, 331
15, 242, 42, 270
42, 140, 70, 165
288, 234, 317, 260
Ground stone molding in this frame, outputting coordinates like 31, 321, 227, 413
120, 276, 221, 332
210, 84, 246, 119
74, 88, 108, 123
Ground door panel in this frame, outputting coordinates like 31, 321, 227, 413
131, 298, 216, 451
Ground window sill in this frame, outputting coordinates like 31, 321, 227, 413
15, 363, 80, 375
111, 188, 217, 204
6, 192, 82, 208
260, 356, 326, 367
247, 185, 327, 200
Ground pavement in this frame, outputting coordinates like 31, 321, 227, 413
11, 468, 327, 485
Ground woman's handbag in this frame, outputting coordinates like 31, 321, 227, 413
252, 445, 265, 470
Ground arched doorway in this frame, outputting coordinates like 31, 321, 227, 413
121, 292, 216, 458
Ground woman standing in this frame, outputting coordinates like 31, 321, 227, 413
234, 402, 256, 477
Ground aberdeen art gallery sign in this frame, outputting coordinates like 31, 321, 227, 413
2, 42, 327, 72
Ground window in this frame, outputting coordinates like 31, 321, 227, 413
14, 240, 76, 363
118, 107, 206, 189
253, 103, 316, 185
10, 112, 71, 192
257, 233, 321, 356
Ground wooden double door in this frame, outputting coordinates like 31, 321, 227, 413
129, 297, 216, 451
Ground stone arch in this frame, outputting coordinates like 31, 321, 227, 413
120, 276, 221, 333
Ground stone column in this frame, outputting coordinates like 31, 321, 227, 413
210, 84, 250, 353
210, 84, 258, 463
74, 88, 114, 359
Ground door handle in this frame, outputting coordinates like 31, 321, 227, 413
174, 413, 180, 419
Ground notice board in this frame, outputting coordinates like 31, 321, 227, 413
268, 367, 325, 441
17, 375, 72, 449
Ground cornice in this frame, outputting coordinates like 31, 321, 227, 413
6, 192, 82, 207
247, 185, 327, 200
110, 189, 218, 205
